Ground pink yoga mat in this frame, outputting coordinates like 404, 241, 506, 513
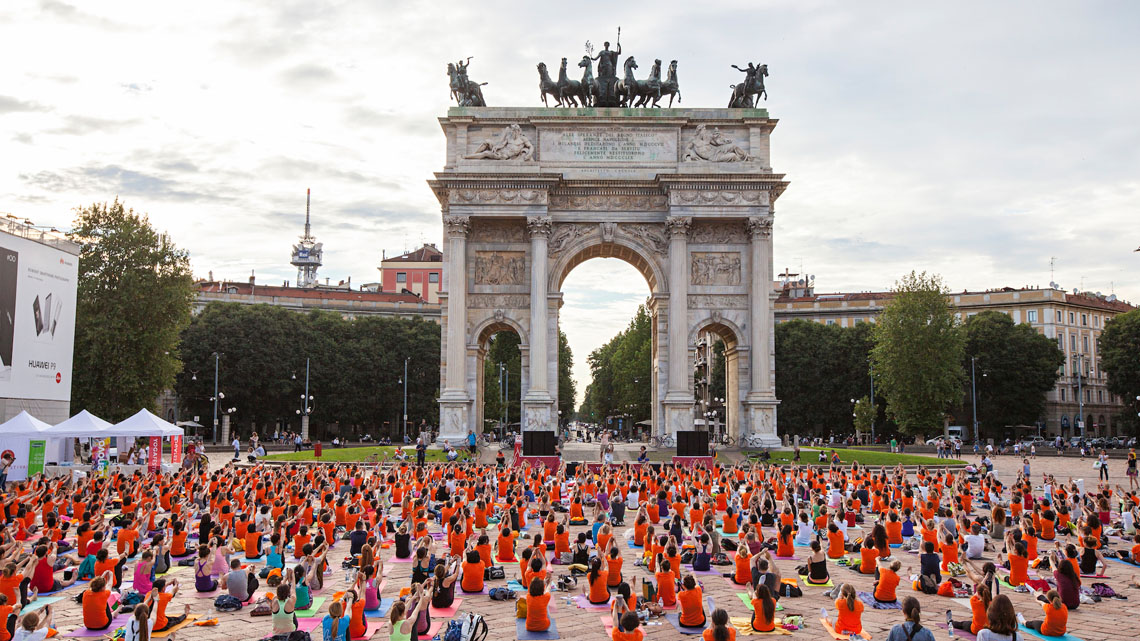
429, 597, 463, 618
352, 621, 387, 640
388, 556, 414, 563
573, 594, 611, 610
418, 620, 443, 640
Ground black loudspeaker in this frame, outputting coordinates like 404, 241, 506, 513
523, 431, 556, 456
675, 431, 708, 457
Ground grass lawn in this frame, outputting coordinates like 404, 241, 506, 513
748, 447, 964, 466
262, 446, 462, 463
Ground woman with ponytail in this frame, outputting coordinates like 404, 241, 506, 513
886, 597, 934, 641
830, 583, 864, 636
703, 608, 735, 641
1024, 589, 1067, 638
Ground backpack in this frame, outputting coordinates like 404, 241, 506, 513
722, 539, 738, 552
444, 619, 464, 641
214, 595, 244, 612
711, 552, 732, 566
556, 574, 577, 592
484, 566, 505, 580
1091, 582, 1118, 598
250, 598, 273, 616
515, 597, 527, 619
460, 613, 488, 641
488, 587, 515, 601
287, 632, 312, 641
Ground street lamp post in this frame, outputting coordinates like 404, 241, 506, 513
971, 357, 979, 444
296, 357, 311, 441
211, 352, 221, 445
402, 357, 409, 442
1075, 353, 1085, 441
869, 362, 876, 445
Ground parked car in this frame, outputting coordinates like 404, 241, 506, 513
1069, 437, 1083, 448
925, 436, 962, 447
1020, 436, 1046, 448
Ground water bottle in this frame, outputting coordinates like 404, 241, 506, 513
820, 607, 827, 621
1016, 613, 1026, 626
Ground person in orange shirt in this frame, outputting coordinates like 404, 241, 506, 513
826, 523, 846, 558
749, 583, 777, 632
80, 573, 115, 630
940, 533, 959, 573
950, 583, 990, 635
605, 545, 624, 588
677, 575, 705, 627
524, 575, 555, 632
729, 546, 751, 585
610, 611, 644, 641
584, 557, 610, 605
775, 525, 794, 558
854, 538, 877, 575
829, 584, 864, 636
872, 558, 901, 603
495, 526, 516, 562
654, 559, 677, 607
459, 548, 485, 594
1000, 538, 1029, 587
703, 608, 735, 641
1024, 590, 1068, 638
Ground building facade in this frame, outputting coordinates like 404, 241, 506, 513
194, 276, 441, 321
773, 278, 1135, 438
378, 245, 443, 304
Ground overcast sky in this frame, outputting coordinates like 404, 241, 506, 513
2, 1, 1137, 403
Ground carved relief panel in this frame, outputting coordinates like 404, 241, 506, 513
474, 251, 526, 285
691, 252, 742, 286
688, 221, 747, 245
469, 219, 528, 244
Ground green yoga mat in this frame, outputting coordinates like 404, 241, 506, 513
734, 593, 783, 611
798, 575, 834, 588
293, 596, 327, 618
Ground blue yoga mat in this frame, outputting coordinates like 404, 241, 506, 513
363, 598, 394, 618
1018, 624, 1086, 641
516, 618, 559, 640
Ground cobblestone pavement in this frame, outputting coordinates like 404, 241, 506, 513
37, 450, 1140, 640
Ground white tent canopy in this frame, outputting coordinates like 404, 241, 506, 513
43, 409, 114, 437
0, 411, 52, 435
114, 409, 183, 437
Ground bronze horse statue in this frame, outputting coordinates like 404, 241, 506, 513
618, 56, 658, 107
656, 60, 681, 108
537, 62, 566, 107
556, 57, 589, 107
578, 55, 597, 107
447, 61, 486, 106
728, 63, 767, 108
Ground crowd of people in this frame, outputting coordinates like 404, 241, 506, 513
0, 444, 1135, 641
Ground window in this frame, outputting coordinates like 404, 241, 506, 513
1081, 314, 1087, 326
1057, 336, 1063, 350
1094, 316, 1099, 327
1069, 312, 1074, 324
826, 319, 836, 326
428, 272, 439, 283
1098, 390, 1103, 402
396, 272, 407, 283
1070, 334, 1076, 350
1083, 336, 1089, 352
1086, 389, 1091, 402
1061, 389, 1066, 401
1027, 310, 1038, 323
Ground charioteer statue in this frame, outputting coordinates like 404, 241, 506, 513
590, 29, 622, 107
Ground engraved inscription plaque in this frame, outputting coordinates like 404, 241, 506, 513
539, 127, 677, 163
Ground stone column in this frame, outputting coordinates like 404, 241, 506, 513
300, 414, 309, 441
221, 414, 231, 447
745, 215, 780, 446
438, 215, 471, 443
522, 216, 554, 431
662, 216, 693, 437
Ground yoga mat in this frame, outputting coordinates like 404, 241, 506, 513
627, 540, 643, 549
296, 616, 324, 633
937, 623, 977, 641
459, 586, 490, 595
363, 598, 394, 618
773, 555, 799, 561
68, 614, 132, 637
665, 613, 707, 634
516, 619, 559, 640
23, 595, 65, 612
1018, 624, 1086, 641
1079, 574, 1108, 579
152, 615, 200, 638
730, 617, 792, 636
1106, 556, 1140, 568
38, 579, 90, 597
573, 594, 611, 610
799, 575, 834, 588
191, 589, 221, 598
507, 580, 527, 592
820, 617, 872, 641
428, 597, 463, 618
388, 556, 414, 563
996, 576, 1022, 590
352, 621, 386, 640
294, 596, 328, 617
857, 591, 902, 609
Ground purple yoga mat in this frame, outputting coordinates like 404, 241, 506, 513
69, 614, 132, 637
573, 594, 611, 610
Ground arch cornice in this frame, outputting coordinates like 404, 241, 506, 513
549, 233, 667, 294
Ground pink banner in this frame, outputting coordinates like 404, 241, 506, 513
148, 436, 161, 474
170, 435, 183, 464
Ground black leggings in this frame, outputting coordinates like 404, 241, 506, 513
1025, 621, 1046, 633
951, 620, 972, 631
17, 577, 29, 606
112, 558, 126, 588
156, 613, 187, 632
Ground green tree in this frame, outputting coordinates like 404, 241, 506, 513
1100, 308, 1140, 433
482, 331, 521, 431
960, 311, 1064, 437
871, 271, 966, 436
774, 319, 878, 437
578, 304, 652, 433
71, 200, 194, 420
557, 329, 576, 423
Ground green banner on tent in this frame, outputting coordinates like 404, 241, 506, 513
27, 440, 45, 476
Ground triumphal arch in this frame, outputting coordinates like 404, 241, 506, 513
430, 107, 788, 451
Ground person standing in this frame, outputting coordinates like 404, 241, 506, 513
890, 437, 898, 453
1127, 449, 1138, 490
294, 434, 302, 453
415, 438, 427, 467
232, 436, 241, 460
0, 451, 14, 491
1098, 450, 1109, 481
467, 430, 477, 458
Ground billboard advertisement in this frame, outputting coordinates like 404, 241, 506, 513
0, 230, 77, 401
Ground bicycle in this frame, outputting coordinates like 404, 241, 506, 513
651, 434, 675, 448
742, 434, 768, 449
711, 433, 735, 447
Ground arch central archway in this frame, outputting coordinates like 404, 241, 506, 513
429, 108, 789, 453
